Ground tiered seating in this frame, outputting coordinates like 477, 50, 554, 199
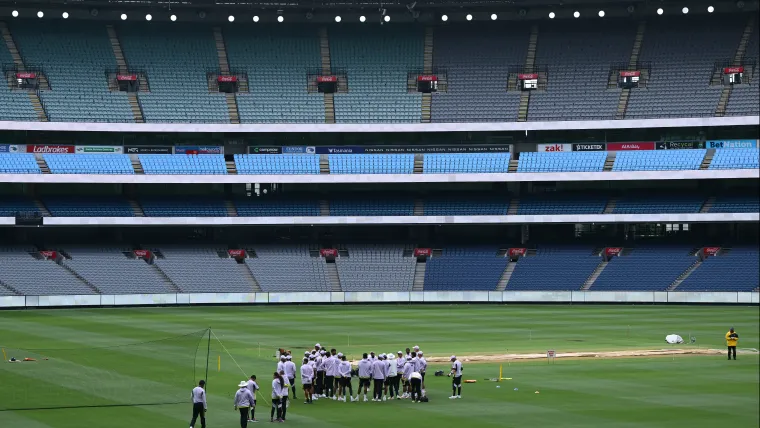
43, 154, 134, 174
62, 247, 172, 294
709, 195, 760, 213
0, 198, 39, 216
508, 247, 601, 290
0, 31, 36, 121
0, 154, 41, 174
423, 197, 509, 215
424, 247, 507, 290
332, 26, 423, 123
139, 154, 227, 174
140, 199, 227, 216
431, 24, 526, 122
12, 21, 133, 122
612, 195, 705, 214
517, 152, 607, 172
528, 22, 633, 121
225, 26, 324, 123
592, 247, 697, 291
118, 23, 229, 123
336, 245, 415, 291
235, 154, 320, 175
44, 198, 133, 217
246, 245, 331, 292
423, 153, 511, 173
678, 247, 759, 291
0, 250, 95, 295
328, 154, 414, 174
725, 24, 758, 116
234, 197, 320, 217
153, 246, 254, 292
612, 149, 706, 171
709, 148, 760, 169
517, 194, 606, 214
329, 198, 414, 216
626, 16, 740, 118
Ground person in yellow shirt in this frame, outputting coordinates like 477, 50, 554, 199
725, 327, 739, 360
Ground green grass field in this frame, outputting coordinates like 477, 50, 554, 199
0, 305, 758, 428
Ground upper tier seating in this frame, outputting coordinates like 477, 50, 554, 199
12, 21, 134, 123
234, 197, 320, 217
592, 247, 697, 291
43, 198, 133, 217
431, 24, 526, 122
140, 199, 227, 217
517, 152, 607, 172
139, 154, 227, 175
709, 148, 760, 169
234, 154, 320, 175
153, 246, 255, 292
626, 16, 741, 119
0, 198, 39, 216
329, 198, 415, 216
708, 195, 760, 213
43, 154, 134, 174
0, 31, 36, 121
423, 197, 509, 215
118, 23, 229, 123
508, 247, 601, 290
246, 246, 331, 292
612, 195, 705, 214
328, 154, 414, 174
612, 149, 706, 171
336, 245, 415, 291
678, 247, 759, 291
423, 153, 511, 173
517, 194, 607, 214
0, 251, 96, 295
62, 247, 173, 294
424, 247, 507, 290
331, 26, 423, 123
225, 26, 324, 123
528, 22, 633, 121
0, 154, 41, 174
725, 25, 759, 116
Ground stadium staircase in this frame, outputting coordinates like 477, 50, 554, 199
495, 261, 516, 291
0, 278, 20, 295
319, 154, 330, 174
667, 260, 704, 291
319, 27, 336, 124
34, 155, 51, 174
225, 159, 238, 174
1, 21, 48, 122
700, 196, 716, 213
128, 200, 144, 217
238, 261, 262, 292
34, 200, 51, 217
53, 253, 103, 294
319, 200, 330, 216
517, 25, 539, 122
413, 199, 424, 215
603, 152, 616, 171
326, 261, 342, 291
581, 260, 609, 290
616, 21, 646, 120
412, 260, 426, 291
213, 27, 240, 124
508, 159, 519, 173
421, 27, 434, 123
413, 154, 424, 174
149, 261, 182, 293
106, 25, 145, 123
715, 15, 756, 117
507, 199, 519, 215
699, 149, 715, 170
224, 200, 238, 217
129, 155, 144, 173
603, 198, 618, 214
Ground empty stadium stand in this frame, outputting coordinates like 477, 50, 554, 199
678, 247, 759, 291
234, 197, 321, 217
328, 154, 415, 174
0, 249, 96, 295
0, 197, 39, 216
62, 247, 174, 294
709, 195, 760, 213
613, 149, 706, 171
0, 154, 40, 174
153, 246, 255, 292
517, 194, 607, 215
139, 198, 227, 217
422, 153, 511, 173
43, 154, 135, 174
517, 151, 608, 172
592, 247, 698, 291
424, 247, 507, 290
507, 247, 601, 290
329, 198, 415, 216
725, 24, 759, 116
43, 197, 133, 217
612, 194, 705, 214
139, 154, 227, 175
245, 246, 331, 292
423, 197, 509, 215
234, 154, 321, 175
0, 27, 37, 121
709, 148, 760, 169
335, 245, 415, 291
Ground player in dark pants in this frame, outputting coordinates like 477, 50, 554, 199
190, 380, 206, 428
726, 327, 739, 360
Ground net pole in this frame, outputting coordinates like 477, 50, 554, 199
205, 328, 211, 390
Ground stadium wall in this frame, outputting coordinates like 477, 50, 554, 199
0, 291, 757, 309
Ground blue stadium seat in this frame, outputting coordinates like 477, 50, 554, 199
424, 247, 507, 290
43, 198, 134, 217
592, 247, 697, 291
44, 154, 134, 174
612, 195, 705, 214
517, 152, 607, 173
329, 198, 414, 216
139, 155, 227, 175
234, 154, 320, 175
423, 198, 509, 215
0, 154, 41, 174
709, 149, 760, 170
328, 154, 414, 174
517, 194, 606, 214
140, 199, 227, 216
612, 150, 706, 171
235, 198, 320, 216
709, 195, 760, 213
508, 247, 601, 290
423, 153, 511, 173
678, 247, 759, 291
0, 198, 40, 216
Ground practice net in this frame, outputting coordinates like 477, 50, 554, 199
0, 329, 210, 411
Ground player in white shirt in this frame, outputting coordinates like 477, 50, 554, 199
371, 355, 388, 401
357, 353, 373, 402
279, 370, 290, 421
325, 349, 339, 399
448, 355, 463, 399
276, 355, 286, 377
284, 356, 297, 399
271, 372, 285, 423
301, 357, 315, 404
409, 371, 423, 403
245, 375, 260, 423
338, 354, 356, 402
316, 350, 326, 397
190, 379, 206, 428
417, 352, 428, 393
385, 353, 398, 399
394, 351, 405, 400
402, 356, 414, 399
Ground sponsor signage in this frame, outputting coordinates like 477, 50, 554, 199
547, 350, 556, 358
320, 248, 338, 258
417, 75, 438, 82
655, 141, 706, 150
228, 249, 246, 258
175, 146, 223, 155
606, 142, 655, 151
133, 250, 152, 259
619, 71, 640, 77
40, 250, 58, 259
0, 144, 21, 153
75, 145, 123, 154
16, 72, 37, 79
723, 67, 744, 74
518, 73, 538, 80
572, 143, 605, 152
250, 146, 282, 155
218, 75, 238, 83
117, 74, 137, 81
706, 140, 757, 149
282, 146, 316, 155
703, 247, 721, 257
604, 247, 623, 257
363, 145, 510, 154
413, 248, 432, 257
538, 143, 572, 152
27, 145, 75, 154
316, 75, 338, 83
508, 248, 527, 258
125, 146, 174, 154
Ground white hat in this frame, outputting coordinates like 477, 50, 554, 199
379, 353, 386, 358
280, 355, 286, 360
238, 381, 248, 388
413, 346, 420, 351
450, 355, 456, 360
286, 355, 292, 360
320, 350, 326, 355
304, 351, 310, 356
337, 352, 344, 357
315, 343, 321, 348
418, 352, 423, 356
397, 351, 403, 354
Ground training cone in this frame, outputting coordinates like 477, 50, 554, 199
535, 391, 540, 394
